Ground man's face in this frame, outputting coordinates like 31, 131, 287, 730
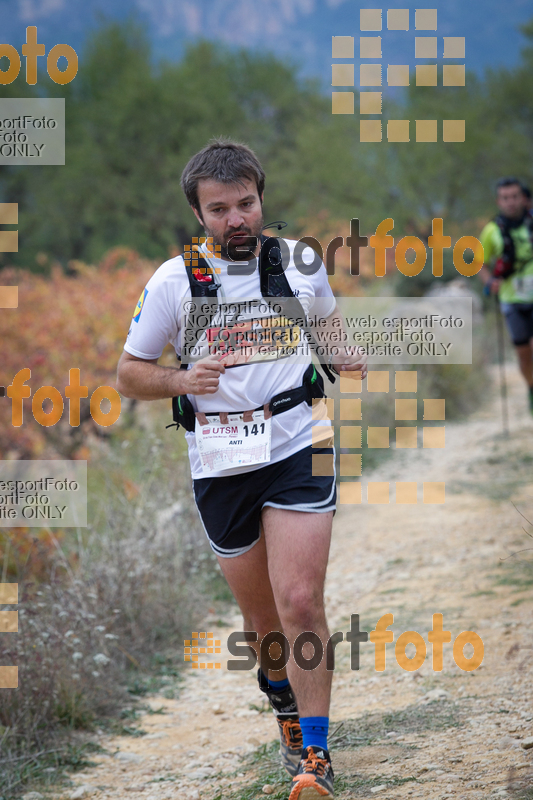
497, 184, 527, 220
193, 178, 264, 261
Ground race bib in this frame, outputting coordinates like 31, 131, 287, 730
513, 273, 533, 302
195, 410, 272, 475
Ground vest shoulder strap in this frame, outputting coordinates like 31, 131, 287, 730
184, 249, 220, 298
259, 236, 335, 383
259, 235, 294, 298
183, 237, 336, 383
493, 214, 516, 274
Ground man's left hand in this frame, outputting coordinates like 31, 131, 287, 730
332, 347, 368, 380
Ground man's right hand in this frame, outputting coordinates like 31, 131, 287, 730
487, 277, 502, 295
183, 354, 226, 394
479, 265, 502, 297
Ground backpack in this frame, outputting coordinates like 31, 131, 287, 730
492, 212, 533, 279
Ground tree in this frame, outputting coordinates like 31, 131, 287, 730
0, 22, 380, 270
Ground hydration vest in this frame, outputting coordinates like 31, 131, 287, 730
169, 234, 336, 433
492, 212, 533, 279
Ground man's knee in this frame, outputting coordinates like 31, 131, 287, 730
516, 343, 533, 362
277, 586, 325, 629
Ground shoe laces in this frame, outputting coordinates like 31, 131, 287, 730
302, 750, 328, 776
279, 718, 303, 747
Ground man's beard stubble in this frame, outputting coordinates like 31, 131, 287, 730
203, 215, 264, 262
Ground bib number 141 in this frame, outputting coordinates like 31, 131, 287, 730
243, 422, 266, 436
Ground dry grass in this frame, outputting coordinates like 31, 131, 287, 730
0, 418, 221, 796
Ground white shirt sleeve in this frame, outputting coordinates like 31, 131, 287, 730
308, 260, 335, 293
284, 239, 337, 318
123, 267, 180, 360
304, 260, 337, 318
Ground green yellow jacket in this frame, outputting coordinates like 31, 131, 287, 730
479, 216, 533, 304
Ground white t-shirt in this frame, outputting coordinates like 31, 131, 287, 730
124, 238, 336, 479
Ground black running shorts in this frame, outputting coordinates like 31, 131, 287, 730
502, 302, 533, 346
193, 446, 336, 558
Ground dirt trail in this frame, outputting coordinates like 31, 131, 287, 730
59, 365, 533, 800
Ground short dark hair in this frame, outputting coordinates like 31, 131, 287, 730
496, 177, 523, 192
180, 138, 265, 215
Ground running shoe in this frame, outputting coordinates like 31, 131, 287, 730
258, 669, 302, 776
289, 745, 334, 799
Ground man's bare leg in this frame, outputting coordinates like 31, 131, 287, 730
516, 340, 533, 387
216, 506, 334, 795
215, 509, 333, 710
261, 507, 333, 718
216, 531, 304, 778
215, 530, 287, 680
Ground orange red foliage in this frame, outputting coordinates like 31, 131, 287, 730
0, 248, 157, 459
0, 527, 73, 584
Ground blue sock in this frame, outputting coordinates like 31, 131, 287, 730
268, 677, 290, 690
262, 670, 289, 690
300, 716, 329, 751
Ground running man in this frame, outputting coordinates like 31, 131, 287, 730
117, 139, 367, 799
479, 177, 533, 414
